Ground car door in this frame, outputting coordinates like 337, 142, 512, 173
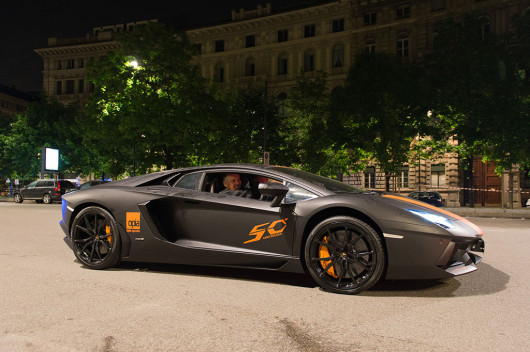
21, 181, 39, 199
173, 171, 298, 266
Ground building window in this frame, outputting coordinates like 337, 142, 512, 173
78, 79, 84, 94
278, 53, 288, 75
194, 43, 202, 55
277, 29, 288, 43
364, 167, 376, 188
365, 38, 376, 54
396, 5, 411, 18
364, 12, 377, 25
431, 0, 446, 11
245, 57, 255, 76
332, 18, 344, 33
56, 81, 62, 95
332, 44, 344, 68
397, 166, 409, 188
245, 35, 256, 48
397, 33, 409, 59
215, 40, 224, 53
214, 62, 224, 83
431, 164, 446, 187
66, 80, 74, 94
56, 60, 62, 70
303, 49, 315, 72
78, 58, 84, 68
304, 24, 315, 38
66, 59, 75, 69
89, 82, 95, 93
480, 16, 491, 40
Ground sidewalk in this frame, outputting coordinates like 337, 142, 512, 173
2, 196, 529, 218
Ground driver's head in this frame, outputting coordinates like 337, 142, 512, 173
223, 173, 241, 191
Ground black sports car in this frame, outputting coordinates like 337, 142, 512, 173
59, 164, 484, 294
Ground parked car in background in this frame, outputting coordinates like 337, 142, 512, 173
13, 179, 76, 204
407, 191, 445, 207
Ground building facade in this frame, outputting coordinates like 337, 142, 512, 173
0, 85, 34, 116
34, 0, 530, 207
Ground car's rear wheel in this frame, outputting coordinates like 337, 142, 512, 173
305, 216, 385, 294
14, 193, 23, 203
71, 206, 121, 269
42, 193, 52, 204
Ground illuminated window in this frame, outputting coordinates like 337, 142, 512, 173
431, 164, 446, 187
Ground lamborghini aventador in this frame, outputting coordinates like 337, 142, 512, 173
59, 164, 484, 294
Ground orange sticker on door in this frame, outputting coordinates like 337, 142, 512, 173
126, 212, 141, 233
244, 218, 288, 244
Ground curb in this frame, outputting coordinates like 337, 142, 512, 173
446, 207, 530, 219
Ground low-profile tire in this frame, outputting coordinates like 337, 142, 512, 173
70, 206, 121, 269
304, 216, 385, 294
13, 193, 23, 203
42, 193, 53, 204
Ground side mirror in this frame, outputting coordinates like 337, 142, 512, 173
258, 182, 289, 207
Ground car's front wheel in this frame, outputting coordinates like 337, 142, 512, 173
70, 206, 121, 269
13, 193, 23, 203
304, 216, 385, 294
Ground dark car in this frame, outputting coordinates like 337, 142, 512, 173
14, 179, 76, 204
408, 191, 445, 207
59, 164, 484, 295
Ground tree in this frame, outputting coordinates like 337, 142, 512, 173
282, 71, 362, 176
0, 100, 88, 179
86, 22, 216, 174
424, 11, 530, 206
330, 53, 425, 190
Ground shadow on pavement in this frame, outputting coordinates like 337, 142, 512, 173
96, 260, 508, 297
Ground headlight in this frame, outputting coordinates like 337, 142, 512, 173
406, 209, 455, 229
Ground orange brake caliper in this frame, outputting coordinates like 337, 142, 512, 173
319, 237, 337, 278
105, 225, 112, 244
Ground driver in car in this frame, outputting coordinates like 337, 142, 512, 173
219, 173, 251, 197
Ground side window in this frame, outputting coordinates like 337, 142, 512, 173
284, 182, 317, 203
174, 172, 203, 190
47, 181, 55, 187
28, 181, 38, 188
36, 181, 48, 187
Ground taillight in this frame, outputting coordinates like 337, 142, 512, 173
55, 181, 61, 194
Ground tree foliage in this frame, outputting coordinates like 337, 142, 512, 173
86, 22, 216, 174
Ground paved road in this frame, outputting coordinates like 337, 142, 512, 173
1, 203, 529, 352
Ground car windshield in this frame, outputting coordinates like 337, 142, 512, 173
271, 167, 363, 194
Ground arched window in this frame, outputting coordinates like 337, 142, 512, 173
365, 38, 376, 54
480, 15, 491, 40
332, 44, 344, 68
396, 33, 409, 59
278, 52, 288, 76
214, 62, 224, 83
304, 49, 315, 72
245, 57, 255, 77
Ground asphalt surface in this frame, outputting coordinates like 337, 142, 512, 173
0, 202, 529, 352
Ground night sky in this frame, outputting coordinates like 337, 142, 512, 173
1, 0, 318, 93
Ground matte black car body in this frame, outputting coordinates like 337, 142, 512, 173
59, 164, 484, 294
14, 179, 76, 204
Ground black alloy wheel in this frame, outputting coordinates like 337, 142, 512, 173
13, 193, 23, 203
305, 216, 385, 294
71, 206, 121, 269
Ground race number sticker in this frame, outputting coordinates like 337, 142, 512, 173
126, 212, 141, 233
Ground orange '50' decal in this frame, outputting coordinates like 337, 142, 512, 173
244, 218, 288, 244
